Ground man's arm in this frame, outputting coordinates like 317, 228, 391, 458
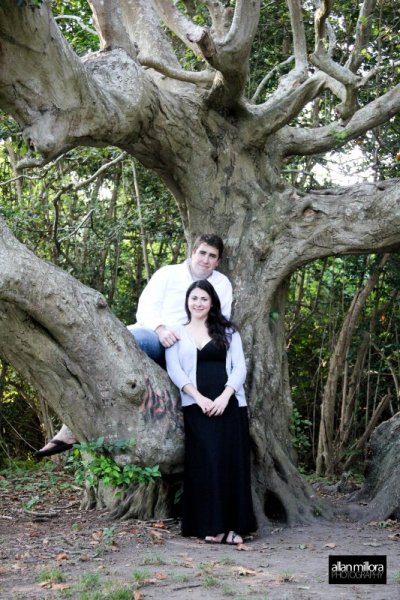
135, 266, 180, 347
135, 267, 170, 330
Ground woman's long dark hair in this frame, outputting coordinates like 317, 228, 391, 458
184, 280, 236, 349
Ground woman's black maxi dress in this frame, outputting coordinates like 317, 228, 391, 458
181, 339, 256, 537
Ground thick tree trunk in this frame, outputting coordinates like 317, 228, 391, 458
354, 412, 400, 521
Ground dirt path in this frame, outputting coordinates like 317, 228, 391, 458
0, 466, 399, 600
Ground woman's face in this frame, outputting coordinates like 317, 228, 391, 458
187, 287, 212, 319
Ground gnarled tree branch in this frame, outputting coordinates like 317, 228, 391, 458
206, 0, 261, 106
262, 180, 400, 289
243, 72, 327, 143
271, 0, 308, 95
0, 2, 158, 162
87, 0, 137, 57
279, 82, 400, 157
346, 0, 377, 73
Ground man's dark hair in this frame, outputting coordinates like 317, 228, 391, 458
192, 234, 224, 258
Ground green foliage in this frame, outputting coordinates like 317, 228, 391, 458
290, 408, 312, 454
330, 129, 349, 142
0, 138, 185, 325
0, 362, 43, 461
52, 0, 98, 55
23, 494, 40, 510
287, 254, 400, 471
66, 437, 161, 490
269, 309, 279, 322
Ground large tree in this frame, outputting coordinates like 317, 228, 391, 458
0, 0, 399, 527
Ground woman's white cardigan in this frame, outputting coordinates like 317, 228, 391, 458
165, 326, 247, 407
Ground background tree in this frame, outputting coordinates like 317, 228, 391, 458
0, 0, 400, 526
286, 254, 400, 476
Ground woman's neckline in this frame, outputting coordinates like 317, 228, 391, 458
184, 324, 212, 351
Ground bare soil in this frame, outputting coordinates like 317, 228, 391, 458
0, 465, 399, 600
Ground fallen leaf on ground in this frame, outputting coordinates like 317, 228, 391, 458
233, 566, 257, 576
149, 530, 164, 544
181, 558, 194, 568
52, 583, 70, 590
134, 591, 144, 600
235, 543, 251, 551
79, 554, 91, 561
154, 572, 168, 580
56, 552, 69, 560
152, 521, 167, 529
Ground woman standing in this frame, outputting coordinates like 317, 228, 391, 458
166, 280, 256, 544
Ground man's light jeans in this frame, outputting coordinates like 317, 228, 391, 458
127, 324, 165, 367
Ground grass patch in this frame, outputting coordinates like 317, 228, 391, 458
131, 568, 151, 584
218, 556, 237, 565
102, 588, 134, 600
37, 568, 65, 583
221, 583, 236, 596
79, 573, 102, 590
202, 575, 220, 587
170, 573, 193, 583
60, 580, 135, 600
140, 553, 166, 566
198, 561, 215, 573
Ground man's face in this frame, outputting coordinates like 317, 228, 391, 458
190, 243, 220, 279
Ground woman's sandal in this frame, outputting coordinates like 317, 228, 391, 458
205, 531, 243, 545
225, 531, 243, 545
34, 439, 74, 459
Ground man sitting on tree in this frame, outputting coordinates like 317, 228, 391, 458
34, 234, 232, 458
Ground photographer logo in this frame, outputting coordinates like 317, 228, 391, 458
329, 555, 386, 584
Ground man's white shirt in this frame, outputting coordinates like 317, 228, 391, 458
135, 260, 232, 330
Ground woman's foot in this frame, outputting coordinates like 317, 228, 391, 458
34, 439, 74, 459
34, 425, 76, 459
226, 531, 243, 545
205, 531, 243, 545
205, 532, 226, 544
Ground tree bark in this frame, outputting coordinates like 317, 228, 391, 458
355, 412, 400, 522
